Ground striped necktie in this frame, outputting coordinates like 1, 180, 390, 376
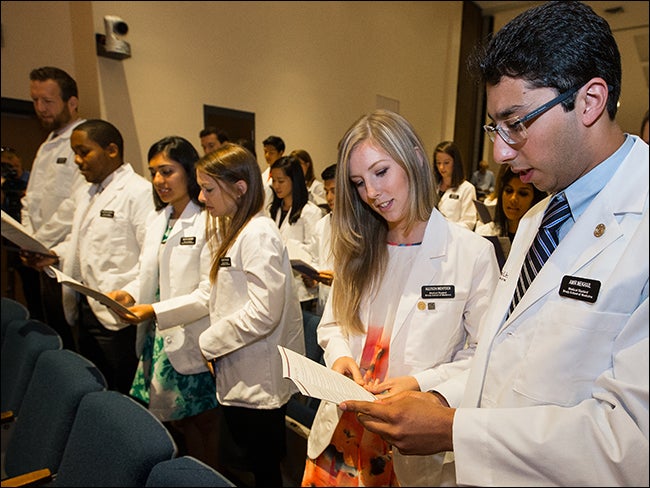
508, 193, 571, 316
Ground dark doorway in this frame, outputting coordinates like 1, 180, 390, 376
1, 98, 49, 172
1, 97, 48, 306
203, 105, 255, 150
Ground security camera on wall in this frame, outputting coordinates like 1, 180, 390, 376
96, 15, 131, 60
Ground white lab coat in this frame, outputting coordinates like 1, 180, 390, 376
21, 119, 87, 248
121, 202, 211, 374
312, 212, 333, 315
306, 209, 500, 484
307, 179, 327, 209
438, 180, 478, 231
274, 201, 322, 303
53, 164, 153, 340
199, 212, 305, 408
436, 136, 649, 487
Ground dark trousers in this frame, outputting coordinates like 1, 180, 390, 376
4, 245, 45, 321
77, 296, 138, 394
40, 272, 77, 351
221, 403, 287, 487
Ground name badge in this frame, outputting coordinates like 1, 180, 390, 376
56, 157, 67, 164
559, 275, 600, 303
219, 257, 231, 267
421, 285, 455, 299
99, 210, 115, 218
180, 236, 196, 245
449, 194, 459, 200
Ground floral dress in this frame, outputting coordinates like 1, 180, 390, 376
302, 243, 421, 487
130, 218, 217, 421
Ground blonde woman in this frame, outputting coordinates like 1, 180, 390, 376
302, 110, 499, 486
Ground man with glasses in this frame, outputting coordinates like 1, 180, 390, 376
339, 2, 648, 486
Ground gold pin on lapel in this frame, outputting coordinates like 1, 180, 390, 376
593, 223, 605, 237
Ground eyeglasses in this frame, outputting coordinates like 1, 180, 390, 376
483, 85, 581, 145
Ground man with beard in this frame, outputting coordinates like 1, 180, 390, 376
20, 66, 87, 350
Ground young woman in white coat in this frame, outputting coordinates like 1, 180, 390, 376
196, 143, 304, 488
268, 154, 323, 312
433, 140, 478, 230
301, 110, 499, 486
107, 136, 219, 468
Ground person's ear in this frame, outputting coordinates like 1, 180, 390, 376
235, 179, 248, 197
105, 142, 120, 159
579, 78, 610, 127
67, 95, 79, 114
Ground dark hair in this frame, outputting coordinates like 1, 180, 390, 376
433, 140, 465, 188
470, 1, 621, 119
73, 119, 123, 159
262, 135, 285, 153
235, 138, 256, 157
29, 66, 78, 102
199, 126, 230, 143
493, 165, 546, 237
321, 163, 336, 181
290, 149, 315, 185
147, 136, 202, 211
269, 155, 309, 225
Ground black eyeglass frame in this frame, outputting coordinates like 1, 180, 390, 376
483, 85, 582, 145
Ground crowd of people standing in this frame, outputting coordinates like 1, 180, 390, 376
3, 2, 647, 486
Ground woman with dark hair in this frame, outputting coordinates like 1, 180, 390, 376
291, 148, 327, 210
433, 140, 478, 230
476, 164, 547, 242
269, 154, 323, 311
108, 136, 219, 469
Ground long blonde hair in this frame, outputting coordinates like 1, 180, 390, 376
195, 143, 264, 283
332, 109, 437, 334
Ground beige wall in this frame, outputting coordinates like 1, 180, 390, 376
1, 1, 463, 176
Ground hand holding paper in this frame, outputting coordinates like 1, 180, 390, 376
45, 266, 139, 320
1, 209, 51, 255
278, 345, 376, 404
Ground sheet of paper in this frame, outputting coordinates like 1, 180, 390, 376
46, 266, 138, 320
278, 345, 376, 404
473, 199, 495, 224
290, 259, 320, 281
1, 210, 51, 255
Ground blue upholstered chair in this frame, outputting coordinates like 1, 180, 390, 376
2, 390, 177, 487
1, 349, 107, 481
1, 298, 29, 347
145, 456, 236, 487
1, 319, 62, 417
51, 390, 177, 486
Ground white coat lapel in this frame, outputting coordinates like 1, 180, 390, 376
391, 211, 448, 341
164, 201, 200, 245
505, 141, 643, 324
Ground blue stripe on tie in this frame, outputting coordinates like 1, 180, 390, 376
508, 194, 571, 316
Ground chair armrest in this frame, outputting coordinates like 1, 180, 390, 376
1, 468, 53, 487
